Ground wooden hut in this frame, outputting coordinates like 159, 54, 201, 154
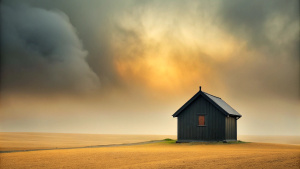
172, 87, 242, 142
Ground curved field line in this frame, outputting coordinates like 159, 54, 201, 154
0, 140, 163, 153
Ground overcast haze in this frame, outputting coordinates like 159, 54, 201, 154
1, 0, 299, 135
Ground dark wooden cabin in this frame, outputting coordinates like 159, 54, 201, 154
172, 87, 242, 142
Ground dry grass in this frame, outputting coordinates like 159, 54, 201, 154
0, 133, 299, 168
0, 132, 176, 151
1, 142, 299, 169
238, 135, 300, 145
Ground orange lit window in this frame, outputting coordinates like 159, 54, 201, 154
199, 115, 205, 126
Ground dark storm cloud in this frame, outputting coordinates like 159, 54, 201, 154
1, 0, 299, 99
1, 2, 100, 95
217, 0, 299, 100
24, 0, 132, 90
218, 0, 299, 53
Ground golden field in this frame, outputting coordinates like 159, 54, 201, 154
0, 132, 176, 151
238, 135, 300, 145
0, 133, 299, 169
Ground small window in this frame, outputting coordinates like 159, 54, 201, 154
199, 115, 205, 126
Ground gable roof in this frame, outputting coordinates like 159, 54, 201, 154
172, 90, 242, 118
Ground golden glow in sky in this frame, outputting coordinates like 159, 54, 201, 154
1, 0, 299, 135
111, 8, 245, 94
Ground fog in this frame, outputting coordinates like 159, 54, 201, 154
1, 0, 299, 135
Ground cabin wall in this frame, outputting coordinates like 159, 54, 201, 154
177, 95, 225, 141
225, 117, 237, 140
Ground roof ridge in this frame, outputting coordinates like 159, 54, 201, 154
204, 92, 241, 117
204, 92, 221, 99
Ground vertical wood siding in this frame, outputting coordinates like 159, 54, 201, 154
225, 117, 237, 140
178, 95, 226, 141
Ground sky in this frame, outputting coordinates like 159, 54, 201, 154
1, 0, 299, 135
